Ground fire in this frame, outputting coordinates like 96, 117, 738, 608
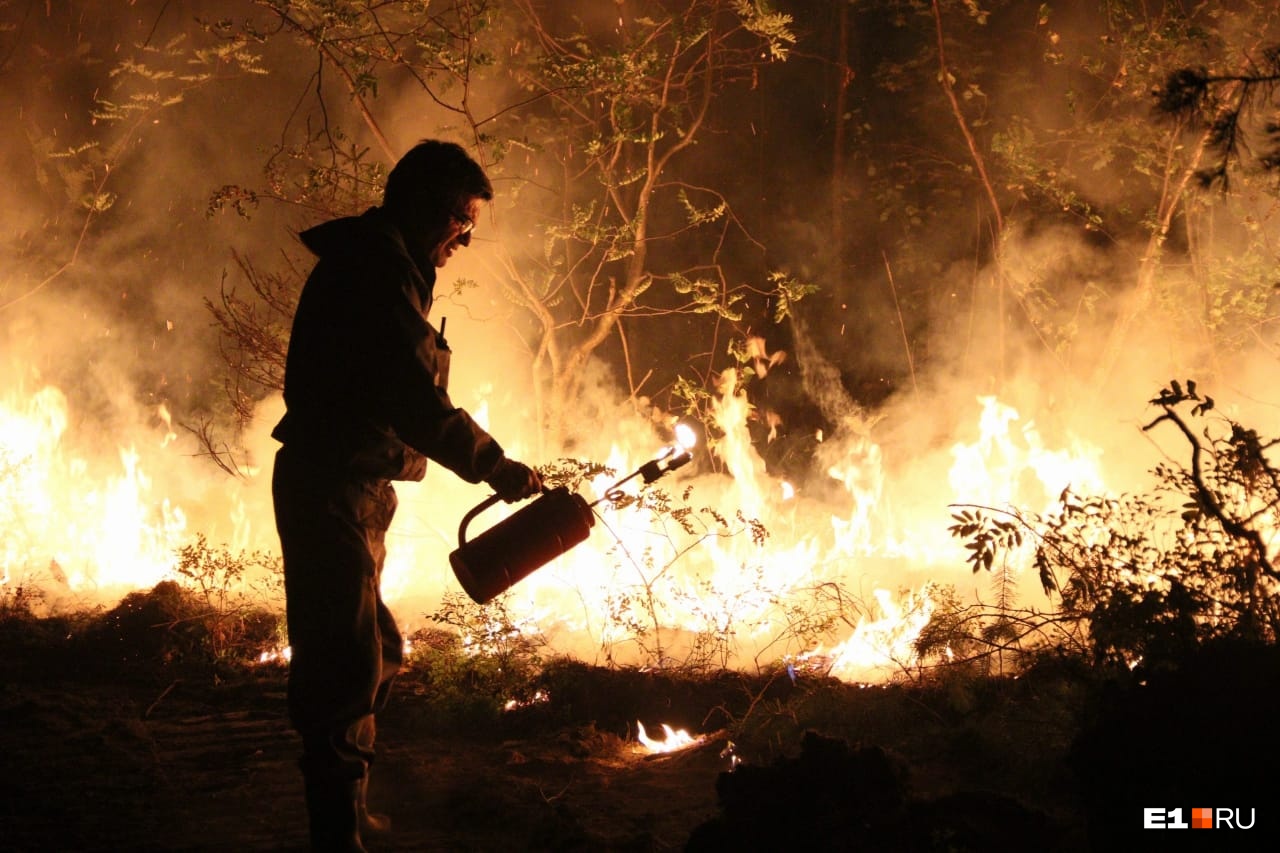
674, 422, 697, 452
949, 396, 1105, 513
1, 384, 189, 601
2, 359, 1110, 684
824, 587, 936, 682
257, 646, 292, 665
636, 720, 702, 753
503, 691, 550, 712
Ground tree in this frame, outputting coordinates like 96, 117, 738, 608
485, 1, 805, 441
1154, 45, 1280, 189
972, 1, 1280, 383
196, 0, 811, 454
785, 0, 1280, 404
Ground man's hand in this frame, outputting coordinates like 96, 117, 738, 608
485, 457, 543, 503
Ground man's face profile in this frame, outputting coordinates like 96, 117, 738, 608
430, 196, 483, 268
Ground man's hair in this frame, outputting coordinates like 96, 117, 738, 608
383, 140, 493, 216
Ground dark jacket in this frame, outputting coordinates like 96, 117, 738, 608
272, 207, 504, 483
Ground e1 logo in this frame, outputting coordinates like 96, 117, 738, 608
1144, 808, 1256, 829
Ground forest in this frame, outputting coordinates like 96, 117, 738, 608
2, 1, 1280, 850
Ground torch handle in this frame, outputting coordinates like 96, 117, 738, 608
456, 488, 553, 546
456, 493, 504, 546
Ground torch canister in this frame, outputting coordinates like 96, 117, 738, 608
449, 486, 595, 604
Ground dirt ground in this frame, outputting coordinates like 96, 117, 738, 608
0, 627, 1078, 853
0, 665, 734, 852
5, 609, 1280, 853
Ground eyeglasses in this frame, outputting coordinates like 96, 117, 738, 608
451, 210, 476, 235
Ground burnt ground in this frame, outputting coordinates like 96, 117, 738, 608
2, 598, 1280, 852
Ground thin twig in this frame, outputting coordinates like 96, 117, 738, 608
881, 251, 918, 398
144, 680, 181, 720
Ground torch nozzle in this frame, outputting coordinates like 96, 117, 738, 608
639, 447, 693, 484
591, 444, 695, 507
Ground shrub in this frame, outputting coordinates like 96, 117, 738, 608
948, 382, 1279, 670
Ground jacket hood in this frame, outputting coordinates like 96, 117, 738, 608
299, 207, 407, 260
298, 206, 436, 303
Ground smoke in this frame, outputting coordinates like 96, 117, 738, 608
0, 3, 320, 607
3, 2, 1279, 679
755, 1, 1280, 510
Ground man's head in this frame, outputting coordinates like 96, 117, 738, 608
384, 140, 494, 268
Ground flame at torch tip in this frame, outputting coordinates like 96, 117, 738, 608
674, 422, 697, 451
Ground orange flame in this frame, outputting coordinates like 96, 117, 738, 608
636, 720, 701, 753
2, 362, 1109, 683
1, 385, 189, 601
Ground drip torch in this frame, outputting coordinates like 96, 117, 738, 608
449, 434, 695, 604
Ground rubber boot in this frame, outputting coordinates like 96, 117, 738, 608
304, 777, 367, 853
358, 775, 392, 835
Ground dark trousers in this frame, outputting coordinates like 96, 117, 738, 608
272, 446, 404, 784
